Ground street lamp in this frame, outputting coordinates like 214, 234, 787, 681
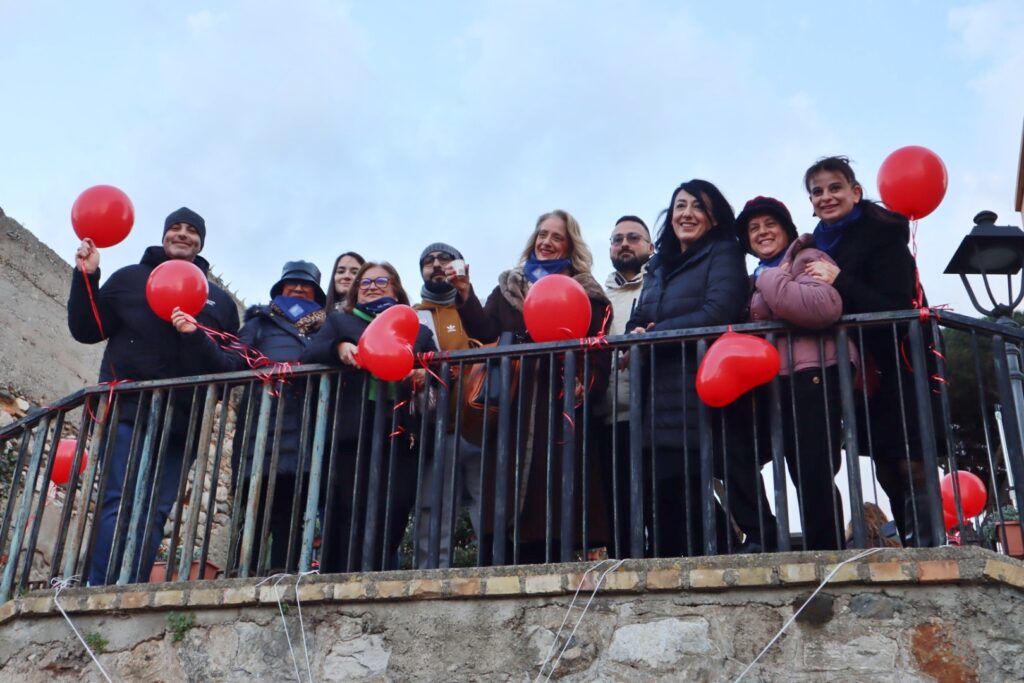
944, 211, 1024, 319
945, 210, 1024, 526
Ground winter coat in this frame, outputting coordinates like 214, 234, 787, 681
600, 269, 645, 422
457, 268, 612, 546
67, 246, 240, 434
748, 234, 859, 374
819, 201, 933, 459
825, 201, 917, 373
299, 309, 437, 445
229, 304, 322, 479
627, 233, 748, 452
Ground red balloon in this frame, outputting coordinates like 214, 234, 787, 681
145, 260, 209, 321
940, 470, 987, 519
877, 146, 947, 220
357, 304, 419, 381
71, 185, 135, 248
696, 331, 781, 407
943, 509, 959, 530
52, 438, 88, 486
523, 274, 592, 342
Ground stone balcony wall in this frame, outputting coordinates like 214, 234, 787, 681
0, 547, 1021, 681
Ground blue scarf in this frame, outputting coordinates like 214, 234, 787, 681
355, 296, 398, 317
524, 255, 572, 283
752, 251, 785, 278
272, 296, 321, 323
812, 203, 863, 256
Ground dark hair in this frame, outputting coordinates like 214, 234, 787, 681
342, 261, 410, 313
615, 215, 650, 236
803, 156, 907, 225
325, 251, 366, 312
655, 179, 737, 254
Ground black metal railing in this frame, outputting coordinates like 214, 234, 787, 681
2, 310, 1024, 600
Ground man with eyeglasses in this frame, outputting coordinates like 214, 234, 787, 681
601, 215, 654, 557
413, 242, 482, 568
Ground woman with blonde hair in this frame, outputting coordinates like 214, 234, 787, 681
452, 209, 611, 564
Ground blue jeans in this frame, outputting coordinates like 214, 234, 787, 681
88, 421, 187, 585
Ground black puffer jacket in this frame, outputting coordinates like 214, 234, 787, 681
825, 201, 917, 373
627, 233, 748, 452
300, 309, 437, 444
67, 246, 240, 434
231, 305, 321, 478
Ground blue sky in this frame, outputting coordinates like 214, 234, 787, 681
2, 0, 1022, 313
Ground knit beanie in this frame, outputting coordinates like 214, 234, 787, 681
735, 196, 798, 255
164, 207, 207, 249
419, 242, 464, 264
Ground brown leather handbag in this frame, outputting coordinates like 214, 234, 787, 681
460, 332, 520, 445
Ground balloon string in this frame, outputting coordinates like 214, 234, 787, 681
77, 261, 125, 399
579, 304, 613, 351
194, 322, 294, 394
415, 351, 449, 390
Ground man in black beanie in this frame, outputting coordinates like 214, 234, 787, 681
69, 207, 239, 585
413, 241, 483, 568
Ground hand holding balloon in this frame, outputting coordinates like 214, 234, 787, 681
75, 238, 100, 275
337, 341, 360, 367
170, 307, 198, 334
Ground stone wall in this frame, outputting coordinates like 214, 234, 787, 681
0, 207, 104, 406
0, 548, 1021, 681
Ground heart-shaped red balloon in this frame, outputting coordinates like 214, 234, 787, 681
696, 331, 781, 407
358, 304, 420, 381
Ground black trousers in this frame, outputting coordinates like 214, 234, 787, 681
723, 366, 845, 551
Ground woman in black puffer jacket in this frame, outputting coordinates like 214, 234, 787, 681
627, 179, 749, 557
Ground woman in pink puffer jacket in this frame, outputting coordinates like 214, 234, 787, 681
725, 196, 857, 552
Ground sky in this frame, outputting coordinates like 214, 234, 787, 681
2, 0, 1023, 314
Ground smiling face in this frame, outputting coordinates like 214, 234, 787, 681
162, 223, 202, 261
533, 215, 570, 260
356, 265, 397, 305
746, 214, 790, 260
334, 255, 362, 297
808, 170, 863, 225
671, 190, 713, 249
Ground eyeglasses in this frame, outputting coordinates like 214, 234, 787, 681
421, 253, 454, 267
358, 276, 392, 290
610, 232, 648, 245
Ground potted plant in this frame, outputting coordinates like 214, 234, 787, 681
150, 542, 221, 583
981, 505, 1023, 558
